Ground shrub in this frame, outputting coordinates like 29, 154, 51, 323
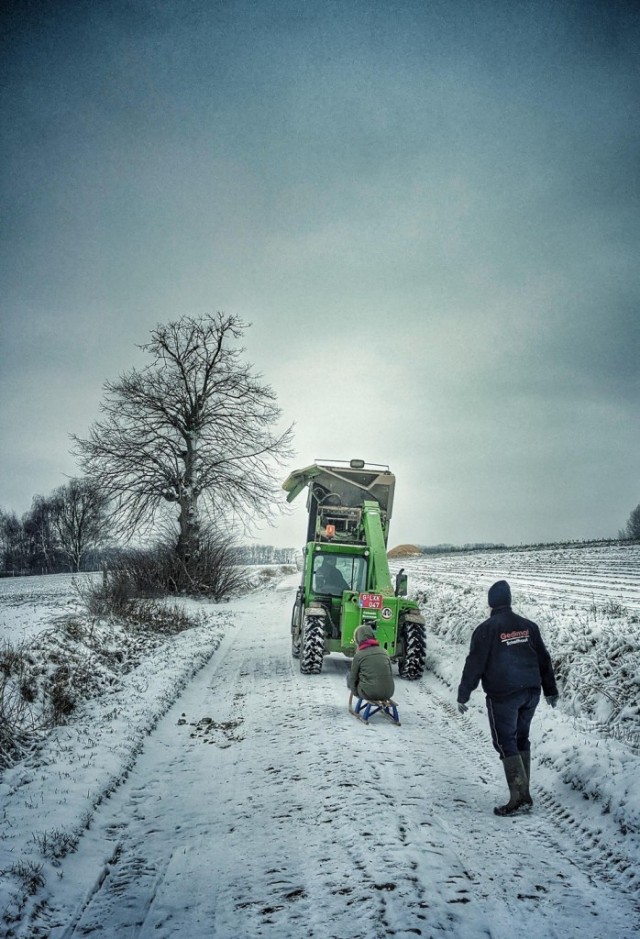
87, 533, 247, 611
252, 564, 296, 588
0, 641, 46, 768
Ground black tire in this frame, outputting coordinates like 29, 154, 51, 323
398, 620, 426, 680
291, 602, 302, 659
300, 617, 325, 674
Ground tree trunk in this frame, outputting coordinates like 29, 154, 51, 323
175, 437, 200, 583
176, 500, 199, 569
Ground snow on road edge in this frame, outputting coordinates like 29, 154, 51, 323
0, 605, 228, 929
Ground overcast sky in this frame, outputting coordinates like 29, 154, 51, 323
1, 0, 639, 549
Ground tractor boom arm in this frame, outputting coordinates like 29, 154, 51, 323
361, 501, 393, 594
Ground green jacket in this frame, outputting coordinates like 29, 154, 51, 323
350, 642, 395, 701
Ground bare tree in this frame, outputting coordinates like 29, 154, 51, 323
0, 511, 29, 574
49, 479, 109, 572
620, 504, 640, 540
23, 495, 59, 573
73, 313, 294, 578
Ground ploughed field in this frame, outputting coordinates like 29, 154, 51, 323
400, 541, 640, 612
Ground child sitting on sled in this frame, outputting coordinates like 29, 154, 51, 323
348, 624, 395, 702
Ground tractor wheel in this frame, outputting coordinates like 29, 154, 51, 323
398, 620, 426, 680
291, 602, 302, 659
300, 617, 325, 674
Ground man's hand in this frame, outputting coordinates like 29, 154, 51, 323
457, 702, 468, 714
546, 695, 559, 708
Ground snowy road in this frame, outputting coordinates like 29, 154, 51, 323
32, 578, 639, 939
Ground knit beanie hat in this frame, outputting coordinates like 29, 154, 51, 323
488, 580, 511, 609
354, 624, 375, 644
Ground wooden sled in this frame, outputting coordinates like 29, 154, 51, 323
348, 691, 401, 726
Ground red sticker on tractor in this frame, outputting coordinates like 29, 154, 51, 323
359, 593, 383, 610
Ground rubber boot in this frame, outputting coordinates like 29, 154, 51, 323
519, 751, 533, 808
494, 754, 531, 816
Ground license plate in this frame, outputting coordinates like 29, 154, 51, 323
359, 593, 383, 610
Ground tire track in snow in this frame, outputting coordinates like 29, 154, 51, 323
396, 683, 637, 938
42, 618, 247, 939
424, 656, 640, 897
37, 583, 640, 939
405, 675, 640, 935
41, 590, 493, 939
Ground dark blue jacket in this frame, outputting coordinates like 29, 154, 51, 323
457, 606, 558, 703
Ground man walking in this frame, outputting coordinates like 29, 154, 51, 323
457, 580, 558, 816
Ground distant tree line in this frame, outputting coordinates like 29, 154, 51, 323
1, 478, 109, 575
418, 542, 508, 554
233, 544, 297, 565
1, 485, 296, 575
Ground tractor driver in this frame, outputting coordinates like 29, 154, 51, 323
315, 554, 350, 595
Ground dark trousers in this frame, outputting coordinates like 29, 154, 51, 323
486, 688, 540, 759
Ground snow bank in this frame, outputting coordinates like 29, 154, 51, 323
0, 592, 226, 928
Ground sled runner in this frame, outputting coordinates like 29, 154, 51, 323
348, 692, 401, 726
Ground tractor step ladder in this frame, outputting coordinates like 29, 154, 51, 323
348, 692, 401, 726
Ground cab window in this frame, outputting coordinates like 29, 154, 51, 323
312, 554, 367, 595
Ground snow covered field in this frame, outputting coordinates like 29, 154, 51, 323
402, 541, 640, 612
1, 544, 639, 938
0, 574, 96, 644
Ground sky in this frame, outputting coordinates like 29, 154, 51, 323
1, 0, 639, 549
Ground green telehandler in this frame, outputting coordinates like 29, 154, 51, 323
282, 458, 426, 678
